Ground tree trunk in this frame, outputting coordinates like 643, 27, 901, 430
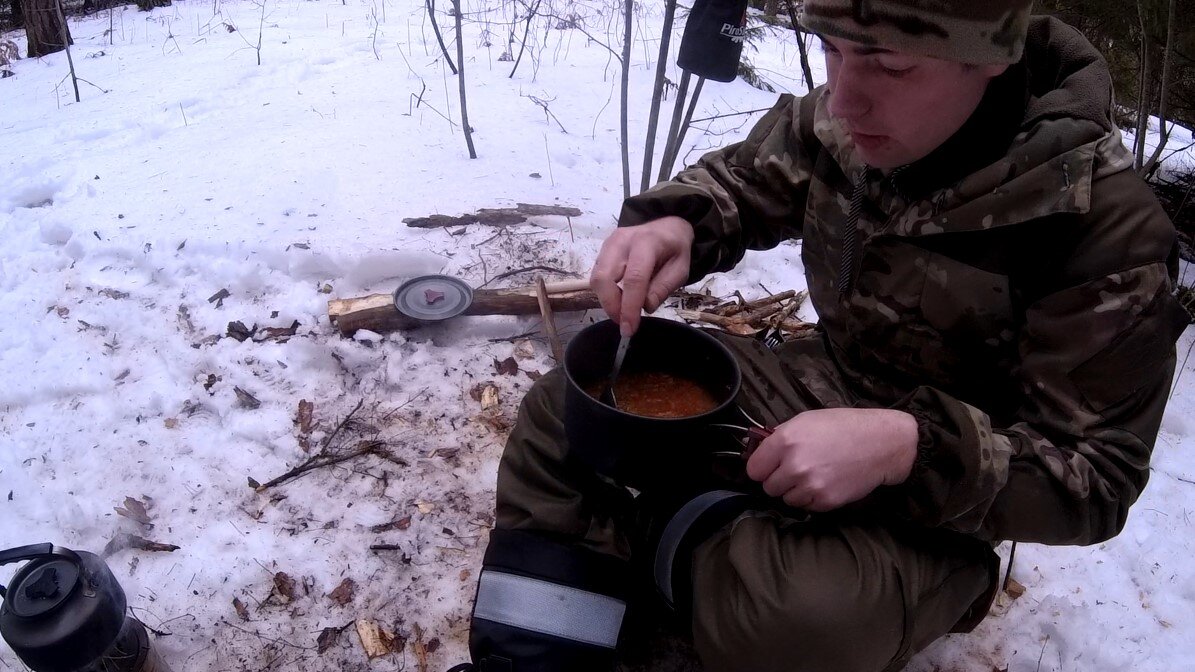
24, 0, 71, 58
764, 0, 780, 18
640, 0, 679, 192
1142, 0, 1177, 177
620, 0, 633, 199
12, 0, 25, 28
134, 0, 171, 11
1134, 0, 1151, 171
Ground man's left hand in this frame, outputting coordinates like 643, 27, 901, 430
744, 408, 919, 511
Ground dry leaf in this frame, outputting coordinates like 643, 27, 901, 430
102, 533, 180, 556
232, 597, 249, 622
273, 572, 298, 602
370, 516, 411, 533
317, 626, 341, 654
458, 569, 471, 582
477, 413, 512, 434
234, 386, 261, 410
524, 369, 544, 381
328, 578, 356, 607
255, 320, 300, 343
55, 306, 70, 318
355, 619, 398, 659
296, 399, 314, 434
493, 357, 519, 376
114, 496, 152, 527
163, 417, 178, 429
413, 622, 430, 672
416, 501, 435, 514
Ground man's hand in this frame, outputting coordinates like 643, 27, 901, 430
590, 216, 694, 336
745, 408, 919, 511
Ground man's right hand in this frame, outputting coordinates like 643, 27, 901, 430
589, 216, 694, 336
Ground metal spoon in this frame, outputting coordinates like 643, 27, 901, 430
600, 333, 631, 409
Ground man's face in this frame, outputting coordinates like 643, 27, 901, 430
820, 34, 1008, 169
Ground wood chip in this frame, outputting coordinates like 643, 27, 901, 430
227, 321, 255, 342
102, 533, 180, 556
480, 384, 499, 410
355, 619, 398, 659
513, 339, 536, 360
254, 320, 300, 343
416, 501, 435, 514
328, 578, 356, 606
207, 288, 231, 306
114, 496, 152, 527
1005, 578, 1026, 600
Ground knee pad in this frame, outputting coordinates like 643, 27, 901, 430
641, 490, 755, 613
466, 529, 630, 672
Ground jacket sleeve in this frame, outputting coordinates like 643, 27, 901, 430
618, 92, 817, 284
888, 180, 1191, 545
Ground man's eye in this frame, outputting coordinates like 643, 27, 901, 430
878, 62, 913, 77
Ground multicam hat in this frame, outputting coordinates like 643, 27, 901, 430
799, 0, 1035, 64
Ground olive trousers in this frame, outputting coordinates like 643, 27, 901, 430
494, 332, 998, 672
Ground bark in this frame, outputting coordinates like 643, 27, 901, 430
134, 0, 171, 10
24, 0, 71, 58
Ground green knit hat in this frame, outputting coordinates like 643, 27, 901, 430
799, 0, 1035, 64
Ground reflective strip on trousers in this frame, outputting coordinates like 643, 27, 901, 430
653, 490, 749, 605
472, 570, 626, 648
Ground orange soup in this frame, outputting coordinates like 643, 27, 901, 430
586, 371, 720, 418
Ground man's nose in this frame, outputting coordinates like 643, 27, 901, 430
827, 62, 870, 121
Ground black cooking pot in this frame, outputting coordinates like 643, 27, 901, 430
563, 317, 742, 487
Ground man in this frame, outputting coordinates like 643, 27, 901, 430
451, 2, 1190, 671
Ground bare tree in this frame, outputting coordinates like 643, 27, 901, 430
1141, 0, 1177, 178
640, 0, 679, 192
426, 0, 457, 75
24, 0, 71, 59
620, 0, 633, 198
451, 0, 477, 158
785, 0, 815, 93
1133, 0, 1151, 170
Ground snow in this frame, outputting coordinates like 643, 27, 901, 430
1, 2, 1192, 671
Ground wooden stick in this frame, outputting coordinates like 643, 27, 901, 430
535, 276, 565, 363
720, 290, 797, 317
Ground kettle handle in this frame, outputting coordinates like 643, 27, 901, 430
0, 544, 83, 598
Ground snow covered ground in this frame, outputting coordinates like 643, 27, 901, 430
1, 2, 1192, 670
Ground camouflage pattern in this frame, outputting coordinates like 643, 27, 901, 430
799, 0, 1035, 65
620, 17, 1190, 545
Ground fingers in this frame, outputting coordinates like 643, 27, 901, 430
590, 234, 630, 324
744, 433, 784, 483
617, 244, 657, 335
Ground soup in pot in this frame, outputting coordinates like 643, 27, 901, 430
586, 371, 720, 418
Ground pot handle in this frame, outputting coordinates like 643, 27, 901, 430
0, 544, 84, 598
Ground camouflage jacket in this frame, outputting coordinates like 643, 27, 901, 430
620, 17, 1190, 545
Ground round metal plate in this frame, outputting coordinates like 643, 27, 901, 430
394, 275, 473, 321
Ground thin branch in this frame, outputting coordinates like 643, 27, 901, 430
476, 265, 578, 289
509, 0, 541, 78
452, 0, 477, 158
426, 0, 458, 74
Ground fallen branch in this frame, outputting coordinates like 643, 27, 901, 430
403, 203, 583, 228
715, 289, 798, 316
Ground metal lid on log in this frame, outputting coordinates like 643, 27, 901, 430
394, 275, 473, 321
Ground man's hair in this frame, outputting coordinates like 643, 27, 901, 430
800, 1, 1035, 65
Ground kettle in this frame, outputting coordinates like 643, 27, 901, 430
0, 543, 171, 672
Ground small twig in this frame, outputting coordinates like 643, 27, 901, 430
254, 440, 392, 492
369, 544, 403, 551
718, 290, 797, 317
535, 277, 565, 363
476, 265, 578, 289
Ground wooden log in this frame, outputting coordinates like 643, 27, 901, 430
403, 203, 583, 228
328, 286, 601, 336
